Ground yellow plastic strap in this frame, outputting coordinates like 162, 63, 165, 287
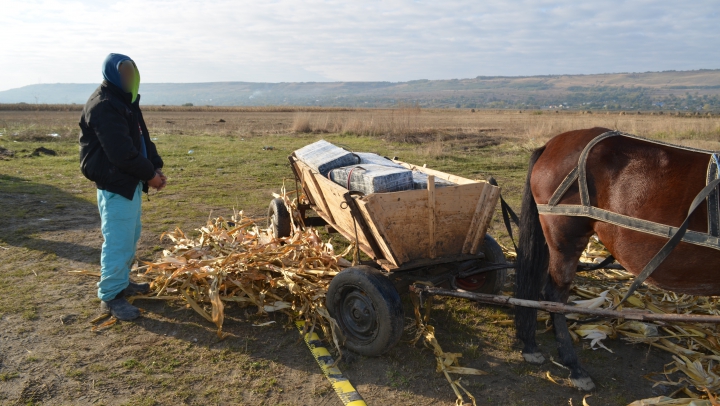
296, 321, 367, 406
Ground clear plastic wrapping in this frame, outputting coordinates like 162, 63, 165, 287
294, 140, 359, 176
355, 152, 404, 169
411, 171, 456, 190
328, 164, 414, 194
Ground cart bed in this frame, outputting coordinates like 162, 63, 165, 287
293, 157, 500, 271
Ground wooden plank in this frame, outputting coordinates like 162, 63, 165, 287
298, 166, 324, 216
462, 184, 493, 254
415, 285, 720, 324
362, 182, 487, 264
343, 192, 384, 261
392, 160, 477, 185
470, 185, 501, 254
302, 168, 333, 222
294, 160, 371, 248
385, 253, 485, 272
427, 175, 437, 259
307, 170, 336, 225
311, 170, 375, 250
355, 199, 399, 266
292, 156, 317, 207
287, 155, 309, 202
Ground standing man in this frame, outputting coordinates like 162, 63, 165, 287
79, 53, 166, 320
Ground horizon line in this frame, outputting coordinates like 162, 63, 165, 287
3, 68, 719, 91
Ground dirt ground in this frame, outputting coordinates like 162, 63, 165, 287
1, 108, 718, 406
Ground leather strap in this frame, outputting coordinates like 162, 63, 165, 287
537, 203, 720, 251
577, 131, 622, 206
613, 178, 720, 307
488, 177, 520, 251
708, 153, 720, 237
548, 166, 579, 206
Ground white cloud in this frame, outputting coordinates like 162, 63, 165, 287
0, 0, 718, 91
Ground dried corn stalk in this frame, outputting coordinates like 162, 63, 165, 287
407, 293, 487, 406
137, 192, 351, 346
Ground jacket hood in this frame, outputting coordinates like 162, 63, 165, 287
102, 53, 140, 103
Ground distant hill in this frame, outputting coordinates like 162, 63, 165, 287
2, 70, 720, 111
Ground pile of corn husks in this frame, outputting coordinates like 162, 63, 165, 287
516, 237, 720, 405
135, 195, 351, 347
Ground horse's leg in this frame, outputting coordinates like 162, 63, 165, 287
542, 216, 595, 390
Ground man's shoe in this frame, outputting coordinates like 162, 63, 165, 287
100, 295, 141, 321
123, 281, 150, 296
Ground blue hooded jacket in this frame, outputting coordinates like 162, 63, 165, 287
101, 53, 146, 158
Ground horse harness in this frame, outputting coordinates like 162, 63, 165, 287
708, 152, 720, 237
535, 130, 720, 307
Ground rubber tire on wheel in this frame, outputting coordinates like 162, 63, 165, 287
326, 266, 404, 356
453, 234, 509, 294
267, 198, 291, 239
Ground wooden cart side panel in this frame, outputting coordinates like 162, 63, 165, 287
355, 199, 400, 266
362, 182, 498, 262
294, 161, 373, 250
296, 163, 328, 217
470, 186, 501, 254
292, 157, 501, 267
391, 160, 477, 185
462, 184, 494, 253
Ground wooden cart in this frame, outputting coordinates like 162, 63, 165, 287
267, 153, 510, 356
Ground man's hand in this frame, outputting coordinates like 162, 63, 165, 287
148, 172, 166, 190
156, 169, 167, 191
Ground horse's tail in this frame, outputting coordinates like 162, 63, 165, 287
514, 146, 549, 345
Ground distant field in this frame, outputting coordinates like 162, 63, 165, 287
1, 108, 719, 405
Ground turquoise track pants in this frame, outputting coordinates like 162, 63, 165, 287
96, 183, 142, 301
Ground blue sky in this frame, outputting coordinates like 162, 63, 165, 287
0, 0, 718, 91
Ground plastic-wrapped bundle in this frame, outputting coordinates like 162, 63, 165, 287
355, 152, 404, 169
294, 140, 359, 176
329, 164, 414, 194
412, 171, 456, 189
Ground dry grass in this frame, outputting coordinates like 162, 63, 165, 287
518, 113, 720, 150
0, 103, 360, 113
291, 113, 313, 133
284, 109, 720, 153
288, 104, 427, 141
4, 108, 718, 159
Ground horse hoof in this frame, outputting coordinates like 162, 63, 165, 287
571, 376, 595, 391
522, 352, 545, 364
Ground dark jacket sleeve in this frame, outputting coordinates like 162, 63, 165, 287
139, 112, 163, 170
88, 100, 156, 182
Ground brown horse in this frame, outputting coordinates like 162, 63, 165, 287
515, 127, 720, 390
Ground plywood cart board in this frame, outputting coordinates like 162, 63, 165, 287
290, 155, 501, 271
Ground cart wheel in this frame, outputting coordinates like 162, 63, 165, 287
453, 234, 509, 294
326, 266, 404, 356
267, 198, 291, 239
